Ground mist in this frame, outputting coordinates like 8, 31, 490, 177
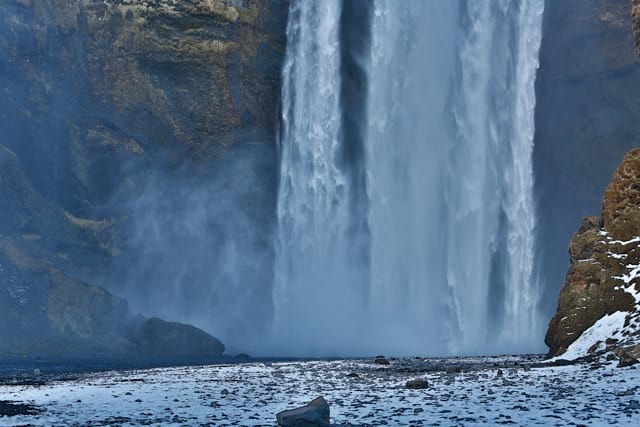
106, 142, 278, 355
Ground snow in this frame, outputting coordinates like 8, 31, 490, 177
606, 236, 640, 246
607, 251, 628, 260
548, 311, 628, 362
1, 357, 640, 426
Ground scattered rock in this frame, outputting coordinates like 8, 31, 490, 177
496, 369, 503, 378
276, 396, 330, 427
406, 379, 429, 389
374, 356, 390, 365
446, 366, 463, 374
346, 373, 359, 378
0, 401, 43, 416
626, 400, 640, 411
618, 352, 639, 368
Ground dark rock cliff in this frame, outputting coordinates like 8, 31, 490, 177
544, 1, 640, 361
0, 0, 287, 357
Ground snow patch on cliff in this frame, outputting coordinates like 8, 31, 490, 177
548, 311, 628, 362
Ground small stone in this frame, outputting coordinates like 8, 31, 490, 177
618, 352, 639, 368
446, 366, 462, 374
374, 356, 390, 365
406, 379, 429, 389
496, 369, 503, 378
626, 400, 640, 411
276, 396, 330, 427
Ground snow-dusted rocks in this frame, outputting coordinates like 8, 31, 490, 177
2, 356, 640, 426
276, 396, 330, 427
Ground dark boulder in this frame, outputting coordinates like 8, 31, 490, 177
374, 355, 390, 365
406, 379, 429, 389
617, 351, 639, 368
134, 317, 225, 358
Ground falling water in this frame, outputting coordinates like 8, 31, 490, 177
273, 0, 545, 356
273, 0, 369, 355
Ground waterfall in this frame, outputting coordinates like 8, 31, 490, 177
273, 0, 369, 355
273, 0, 545, 356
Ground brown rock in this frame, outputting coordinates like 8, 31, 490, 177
602, 148, 640, 241
618, 351, 639, 368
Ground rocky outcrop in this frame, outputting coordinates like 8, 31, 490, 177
546, 148, 640, 359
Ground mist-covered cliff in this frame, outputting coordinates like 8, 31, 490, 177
0, 0, 286, 357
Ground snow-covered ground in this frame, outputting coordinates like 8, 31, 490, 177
1, 356, 639, 426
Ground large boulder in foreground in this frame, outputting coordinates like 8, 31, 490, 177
276, 397, 330, 427
546, 148, 640, 359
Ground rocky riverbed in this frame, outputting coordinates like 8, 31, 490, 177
1, 355, 639, 426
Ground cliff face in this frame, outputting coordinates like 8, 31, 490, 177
534, 0, 640, 321
544, 2, 640, 361
0, 0, 286, 357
